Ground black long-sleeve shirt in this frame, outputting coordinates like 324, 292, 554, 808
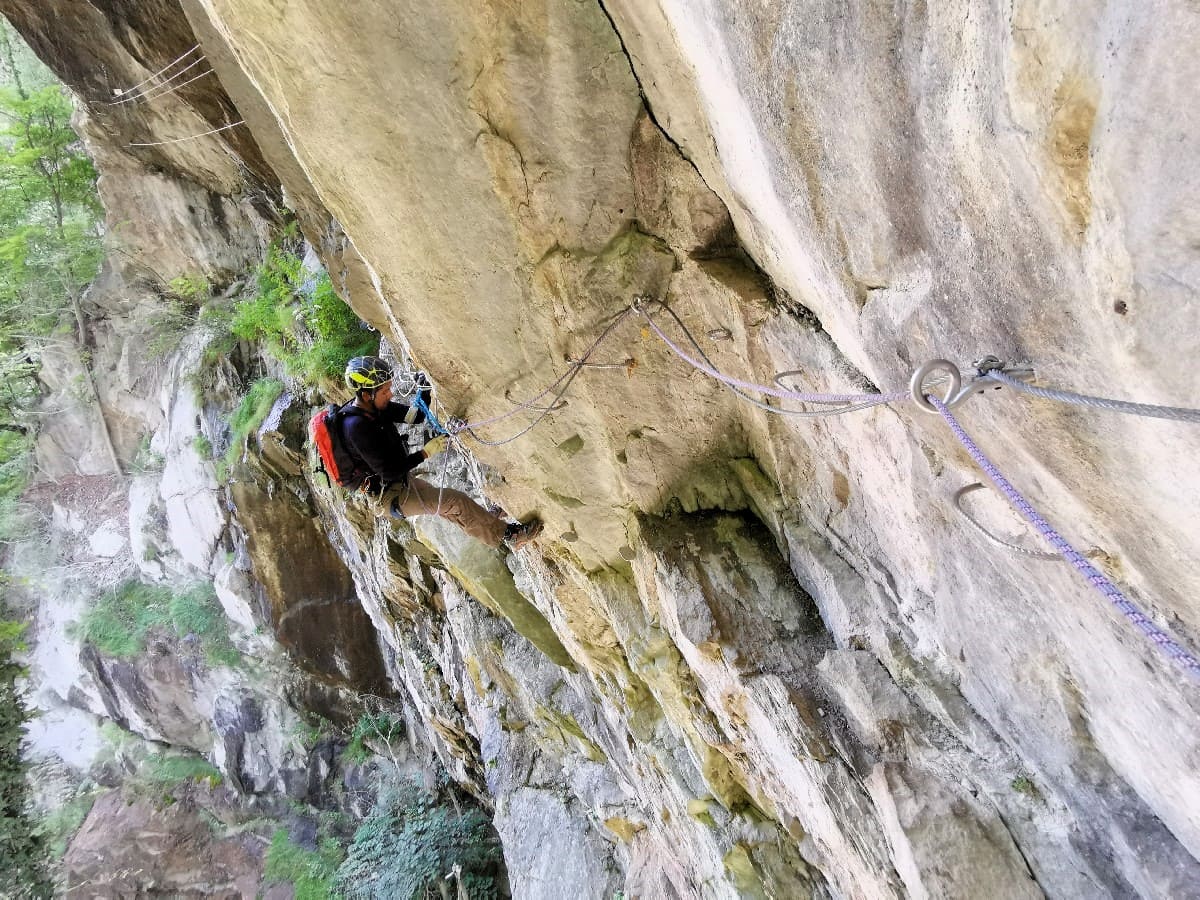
340, 389, 431, 492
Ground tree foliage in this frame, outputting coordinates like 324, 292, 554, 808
0, 619, 52, 898
0, 27, 97, 895
333, 776, 505, 900
0, 50, 101, 343
0, 20, 102, 509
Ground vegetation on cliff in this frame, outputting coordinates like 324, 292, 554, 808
194, 225, 378, 399
73, 580, 239, 666
231, 229, 378, 385
0, 23, 98, 895
333, 775, 505, 900
0, 620, 51, 897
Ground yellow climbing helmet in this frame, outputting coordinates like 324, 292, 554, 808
345, 355, 393, 392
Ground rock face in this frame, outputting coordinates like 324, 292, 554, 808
6, 0, 1200, 897
63, 786, 264, 899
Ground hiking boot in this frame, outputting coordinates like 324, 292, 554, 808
504, 518, 543, 550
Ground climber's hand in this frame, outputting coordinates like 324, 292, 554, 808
415, 370, 430, 388
422, 434, 449, 458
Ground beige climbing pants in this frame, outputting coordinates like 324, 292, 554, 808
373, 476, 508, 548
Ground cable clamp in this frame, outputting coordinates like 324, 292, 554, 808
632, 295, 664, 314
909, 357, 1036, 414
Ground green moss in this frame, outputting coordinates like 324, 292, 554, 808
542, 487, 585, 509
74, 580, 238, 666
687, 798, 717, 828
140, 753, 222, 788
192, 433, 213, 459
556, 434, 584, 458
37, 791, 98, 859
1011, 775, 1040, 799
723, 843, 766, 899
264, 828, 344, 900
230, 236, 377, 388
168, 272, 209, 302
536, 706, 607, 763
223, 377, 284, 474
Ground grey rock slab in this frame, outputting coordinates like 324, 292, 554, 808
867, 762, 1043, 900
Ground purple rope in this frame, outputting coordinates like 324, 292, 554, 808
642, 314, 907, 406
931, 396, 1200, 680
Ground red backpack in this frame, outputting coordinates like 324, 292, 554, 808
309, 403, 367, 488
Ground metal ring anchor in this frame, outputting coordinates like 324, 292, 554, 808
910, 359, 962, 413
952, 483, 1061, 561
910, 357, 1037, 413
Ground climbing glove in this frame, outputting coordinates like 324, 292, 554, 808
422, 434, 450, 458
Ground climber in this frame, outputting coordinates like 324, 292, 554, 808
339, 356, 543, 550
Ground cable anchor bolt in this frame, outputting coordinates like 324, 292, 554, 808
631, 295, 664, 313
910, 357, 1036, 414
565, 354, 635, 370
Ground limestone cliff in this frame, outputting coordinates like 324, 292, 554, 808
4, 1, 1200, 898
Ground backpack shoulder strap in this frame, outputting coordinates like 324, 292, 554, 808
334, 403, 369, 471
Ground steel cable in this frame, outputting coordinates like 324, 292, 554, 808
130, 120, 244, 147
450, 307, 637, 445
645, 302, 906, 416
111, 55, 209, 105
639, 304, 908, 407
986, 371, 1200, 424
109, 44, 201, 101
